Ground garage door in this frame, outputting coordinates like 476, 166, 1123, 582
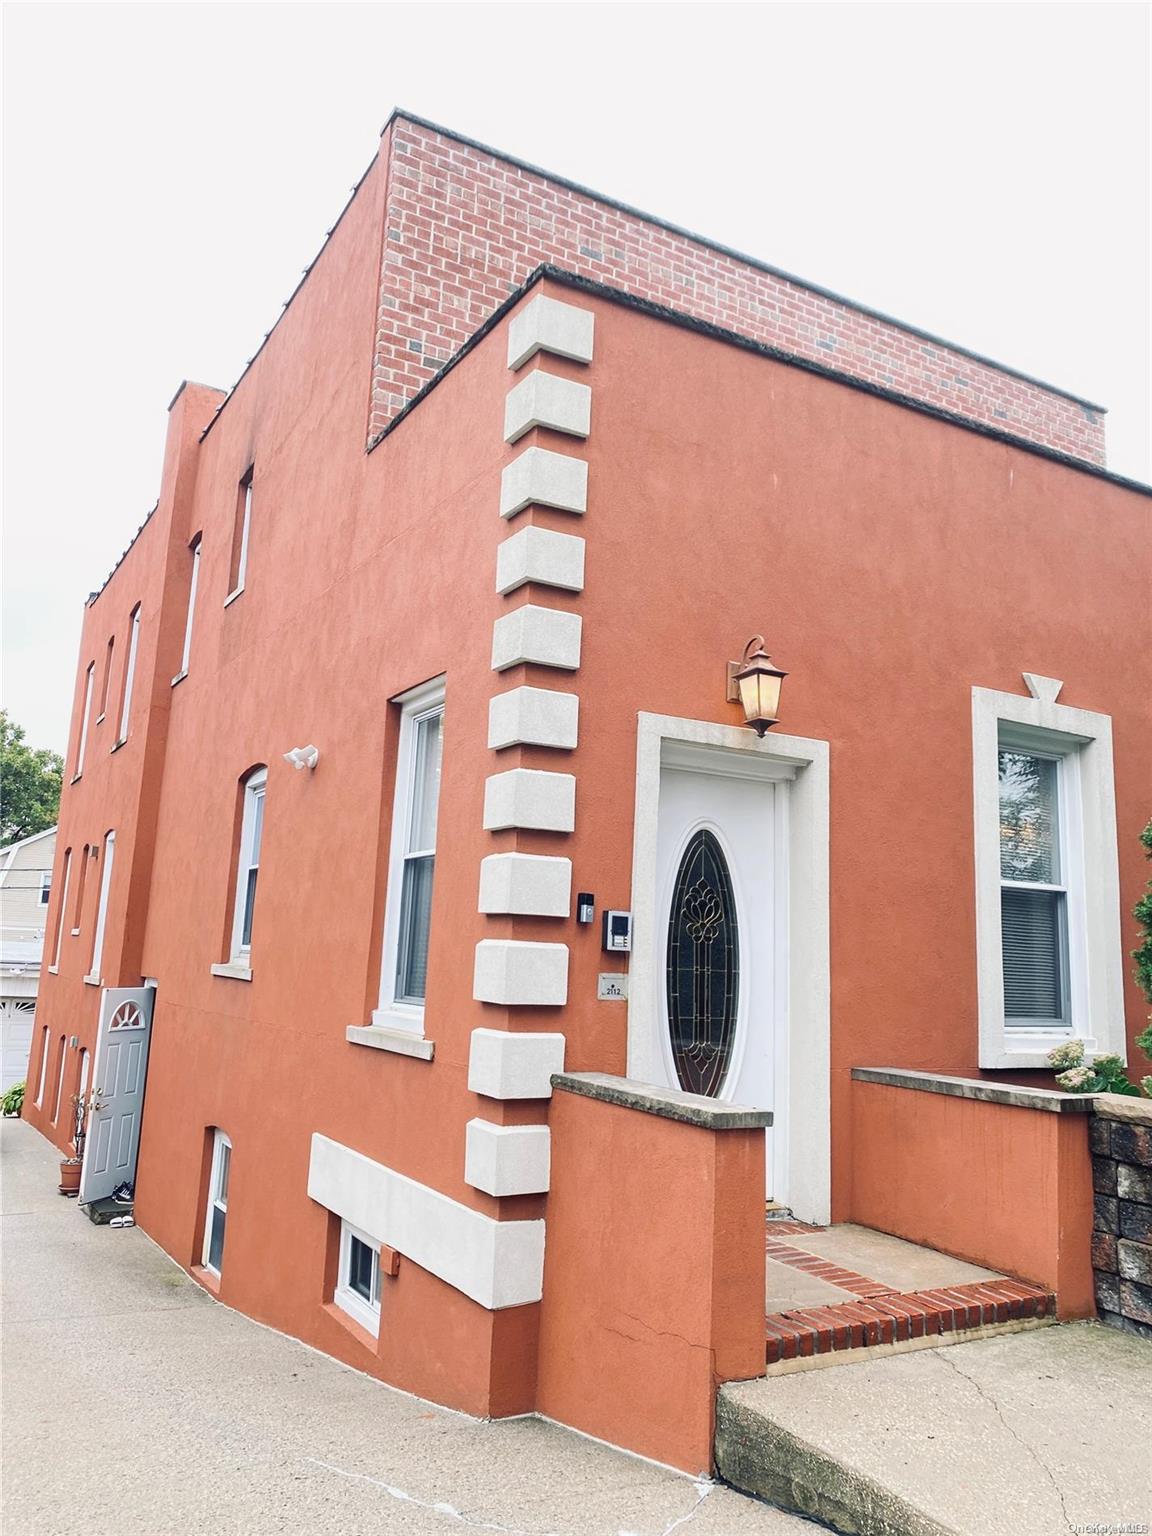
1, 999, 37, 1092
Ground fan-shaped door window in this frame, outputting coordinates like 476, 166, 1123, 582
666, 829, 740, 1097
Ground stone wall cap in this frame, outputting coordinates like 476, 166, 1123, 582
852, 1066, 1095, 1113
551, 1072, 773, 1129
1093, 1092, 1152, 1125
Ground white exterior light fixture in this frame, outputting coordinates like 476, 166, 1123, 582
283, 744, 320, 771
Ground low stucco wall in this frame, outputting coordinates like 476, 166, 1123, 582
850, 1070, 1095, 1318
536, 1074, 768, 1475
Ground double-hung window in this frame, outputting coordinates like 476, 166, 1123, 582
230, 769, 266, 964
74, 663, 95, 777
202, 1129, 231, 1275
39, 870, 52, 906
174, 536, 201, 682
973, 682, 1125, 1069
116, 605, 141, 746
227, 468, 254, 602
376, 680, 445, 1033
86, 830, 116, 984
998, 749, 1069, 1026
334, 1221, 382, 1336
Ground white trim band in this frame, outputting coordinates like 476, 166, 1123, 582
307, 1133, 544, 1310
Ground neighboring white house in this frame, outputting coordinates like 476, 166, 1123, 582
0, 827, 56, 1092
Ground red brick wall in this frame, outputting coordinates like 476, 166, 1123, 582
369, 116, 1106, 464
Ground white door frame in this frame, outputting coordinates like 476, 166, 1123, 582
628, 712, 831, 1224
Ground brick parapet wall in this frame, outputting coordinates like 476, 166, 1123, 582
1090, 1096, 1152, 1340
369, 116, 1106, 464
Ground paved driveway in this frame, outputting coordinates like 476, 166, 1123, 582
2, 1120, 809, 1535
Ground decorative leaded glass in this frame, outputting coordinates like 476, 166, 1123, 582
665, 830, 740, 1097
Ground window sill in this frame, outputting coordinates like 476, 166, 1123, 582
95, 713, 105, 725
192, 1264, 221, 1296
82, 974, 101, 987
223, 586, 245, 608
110, 738, 127, 754
210, 962, 253, 982
70, 773, 82, 785
346, 1024, 434, 1060
47, 965, 59, 975
323, 1299, 379, 1351
980, 1031, 1099, 1071
70, 927, 81, 937
170, 670, 188, 688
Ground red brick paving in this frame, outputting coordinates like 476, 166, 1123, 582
763, 1231, 1054, 1364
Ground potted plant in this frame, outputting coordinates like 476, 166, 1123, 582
58, 1090, 90, 1197
1, 1082, 24, 1118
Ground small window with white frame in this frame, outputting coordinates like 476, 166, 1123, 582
229, 768, 267, 964
115, 604, 141, 746
202, 1129, 231, 1275
972, 682, 1125, 1070
39, 869, 52, 906
375, 678, 445, 1033
334, 1221, 382, 1336
174, 535, 202, 682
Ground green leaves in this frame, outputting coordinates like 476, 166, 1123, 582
0, 710, 62, 844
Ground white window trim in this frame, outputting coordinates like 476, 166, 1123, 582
373, 677, 445, 1036
116, 607, 140, 746
973, 682, 1125, 1069
173, 537, 201, 684
226, 475, 253, 604
202, 1129, 231, 1275
86, 831, 116, 985
39, 870, 52, 905
74, 663, 95, 779
51, 1036, 66, 1124
333, 1220, 382, 1336
35, 1025, 50, 1106
229, 769, 267, 965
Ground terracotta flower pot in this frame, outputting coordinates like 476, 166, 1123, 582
58, 1159, 81, 1196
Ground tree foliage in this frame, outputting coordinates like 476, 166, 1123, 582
0, 710, 63, 844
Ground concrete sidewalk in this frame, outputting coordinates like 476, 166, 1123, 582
718, 1320, 1152, 1535
1, 1119, 809, 1536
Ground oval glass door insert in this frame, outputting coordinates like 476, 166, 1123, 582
665, 829, 740, 1097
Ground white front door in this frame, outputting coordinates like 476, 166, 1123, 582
79, 987, 154, 1204
654, 758, 789, 1199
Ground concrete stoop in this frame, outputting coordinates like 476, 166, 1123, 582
715, 1322, 1152, 1536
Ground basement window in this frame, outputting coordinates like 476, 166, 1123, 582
334, 1221, 382, 1336
202, 1129, 231, 1276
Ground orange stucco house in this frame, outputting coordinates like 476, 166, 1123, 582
24, 112, 1151, 1474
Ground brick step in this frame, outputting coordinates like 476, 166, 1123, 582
765, 1277, 1054, 1364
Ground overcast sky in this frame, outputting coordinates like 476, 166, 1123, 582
3, 1, 1149, 753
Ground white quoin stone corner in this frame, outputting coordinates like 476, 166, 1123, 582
473, 940, 569, 1007
504, 372, 592, 445
468, 1026, 567, 1099
496, 525, 585, 595
482, 768, 576, 832
479, 852, 572, 917
465, 1120, 552, 1196
500, 447, 588, 519
488, 685, 579, 751
1022, 673, 1064, 703
491, 604, 582, 673
507, 294, 595, 371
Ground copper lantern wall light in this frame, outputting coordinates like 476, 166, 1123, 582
726, 636, 787, 737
